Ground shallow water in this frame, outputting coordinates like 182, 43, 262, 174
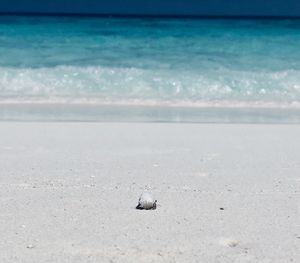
0, 16, 300, 122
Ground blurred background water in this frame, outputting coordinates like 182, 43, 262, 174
1, 16, 300, 122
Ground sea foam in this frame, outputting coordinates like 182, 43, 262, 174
1, 65, 300, 108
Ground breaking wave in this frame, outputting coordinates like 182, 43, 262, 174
1, 65, 300, 108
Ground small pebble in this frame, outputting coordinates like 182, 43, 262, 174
219, 238, 238, 248
26, 244, 35, 249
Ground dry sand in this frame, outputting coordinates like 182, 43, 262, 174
0, 122, 299, 262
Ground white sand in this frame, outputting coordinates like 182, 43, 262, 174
0, 122, 299, 262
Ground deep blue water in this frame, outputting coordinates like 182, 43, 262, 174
0, 16, 300, 121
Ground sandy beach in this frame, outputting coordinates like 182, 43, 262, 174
0, 122, 299, 262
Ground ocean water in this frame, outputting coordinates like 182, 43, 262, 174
0, 16, 300, 122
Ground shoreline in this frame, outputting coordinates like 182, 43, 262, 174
1, 103, 300, 123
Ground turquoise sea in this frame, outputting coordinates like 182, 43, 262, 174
0, 16, 300, 122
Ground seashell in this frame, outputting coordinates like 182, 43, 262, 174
136, 192, 157, 210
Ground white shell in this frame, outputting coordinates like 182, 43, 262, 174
137, 192, 156, 209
